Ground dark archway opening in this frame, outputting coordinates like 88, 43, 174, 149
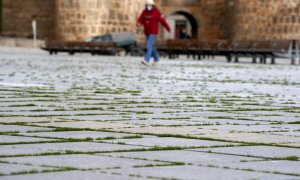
165, 11, 198, 40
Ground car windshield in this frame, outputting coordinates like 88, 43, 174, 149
101, 35, 112, 42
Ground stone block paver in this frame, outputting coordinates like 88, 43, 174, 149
0, 52, 299, 179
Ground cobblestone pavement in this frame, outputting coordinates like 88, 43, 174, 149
0, 52, 300, 180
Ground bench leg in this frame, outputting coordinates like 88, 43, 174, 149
259, 57, 264, 64
252, 57, 257, 63
226, 55, 232, 62
291, 57, 296, 65
234, 56, 239, 63
198, 54, 201, 60
271, 57, 276, 64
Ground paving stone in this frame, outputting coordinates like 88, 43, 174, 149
0, 171, 129, 180
0, 51, 300, 179
0, 163, 55, 175
104, 137, 237, 148
38, 121, 300, 145
103, 150, 260, 166
1, 154, 166, 170
21, 131, 137, 139
0, 135, 51, 143
229, 160, 300, 175
128, 119, 203, 126
193, 146, 300, 158
0, 142, 138, 156
201, 124, 300, 132
120, 165, 293, 180
0, 117, 51, 123
0, 125, 53, 133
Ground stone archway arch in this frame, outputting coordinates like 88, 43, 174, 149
170, 11, 198, 39
161, 7, 203, 40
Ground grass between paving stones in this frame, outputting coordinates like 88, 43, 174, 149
0, 114, 19, 117
0, 146, 186, 158
22, 113, 118, 117
18, 107, 105, 112
0, 131, 20, 135
0, 132, 144, 145
288, 121, 300, 124
9, 123, 300, 149
0, 138, 95, 146
8, 104, 37, 107
152, 117, 191, 120
2, 121, 299, 148
147, 133, 300, 149
133, 162, 186, 168
6, 167, 84, 177
271, 156, 299, 161
0, 122, 29, 126
94, 89, 142, 95
151, 123, 215, 128
109, 154, 191, 167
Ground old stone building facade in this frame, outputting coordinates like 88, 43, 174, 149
1, 0, 300, 41
229, 0, 300, 40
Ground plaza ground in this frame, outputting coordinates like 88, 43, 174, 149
0, 48, 299, 179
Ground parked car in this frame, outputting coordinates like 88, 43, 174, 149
85, 32, 137, 55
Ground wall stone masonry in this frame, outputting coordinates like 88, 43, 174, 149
55, 0, 144, 41
1, 0, 55, 39
1, 0, 300, 41
230, 0, 300, 40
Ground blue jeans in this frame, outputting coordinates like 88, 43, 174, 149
145, 35, 159, 62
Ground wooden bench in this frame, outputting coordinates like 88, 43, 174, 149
42, 41, 120, 56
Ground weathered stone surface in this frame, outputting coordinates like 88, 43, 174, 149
0, 135, 50, 143
4, 0, 300, 41
0, 171, 127, 180
193, 146, 300, 158
0, 125, 53, 133
1, 154, 165, 169
0, 163, 54, 175
105, 137, 237, 147
0, 50, 300, 179
1, 0, 55, 39
104, 150, 260, 166
229, 0, 300, 40
22, 131, 138, 139
119, 165, 293, 180
0, 142, 137, 156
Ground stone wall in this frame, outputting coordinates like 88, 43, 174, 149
55, 0, 145, 41
231, 0, 300, 40
0, 0, 230, 41
2, 0, 300, 42
1, 0, 55, 39
200, 0, 228, 39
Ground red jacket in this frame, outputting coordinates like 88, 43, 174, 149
137, 7, 171, 36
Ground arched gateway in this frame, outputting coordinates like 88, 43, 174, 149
164, 11, 198, 40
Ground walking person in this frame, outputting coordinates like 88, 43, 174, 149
137, 0, 171, 66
